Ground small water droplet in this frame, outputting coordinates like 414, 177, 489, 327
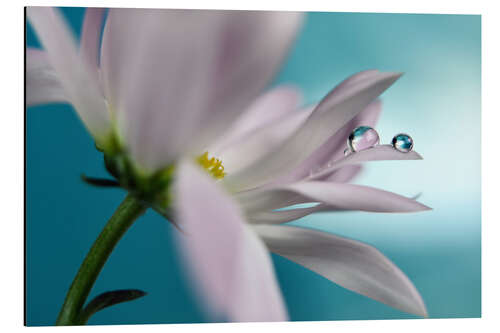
344, 148, 351, 156
391, 133, 414, 153
347, 126, 380, 152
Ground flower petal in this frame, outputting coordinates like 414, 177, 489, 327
283, 181, 431, 212
255, 225, 428, 317
225, 71, 402, 191
238, 181, 430, 213
209, 85, 303, 154
248, 204, 335, 224
278, 99, 382, 184
320, 70, 381, 108
326, 165, 363, 183
174, 161, 287, 322
80, 8, 105, 75
26, 48, 68, 106
27, 7, 110, 142
308, 144, 422, 180
100, 9, 303, 172
218, 106, 313, 175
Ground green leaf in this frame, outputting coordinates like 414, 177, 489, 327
76, 289, 147, 324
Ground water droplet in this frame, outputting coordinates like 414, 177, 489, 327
347, 126, 380, 152
391, 133, 414, 153
344, 148, 351, 156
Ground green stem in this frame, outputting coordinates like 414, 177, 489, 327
56, 194, 147, 326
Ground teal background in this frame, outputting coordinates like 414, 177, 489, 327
26, 8, 481, 325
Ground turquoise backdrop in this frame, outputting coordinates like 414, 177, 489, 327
26, 8, 481, 325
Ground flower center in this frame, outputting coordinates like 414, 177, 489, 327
197, 152, 226, 179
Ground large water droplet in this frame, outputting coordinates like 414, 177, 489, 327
347, 126, 380, 152
392, 133, 414, 152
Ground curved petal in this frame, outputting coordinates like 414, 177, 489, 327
218, 106, 313, 175
278, 99, 382, 184
101, 9, 303, 172
248, 204, 336, 224
326, 165, 363, 183
80, 8, 105, 75
255, 225, 428, 317
26, 48, 68, 106
307, 144, 422, 180
238, 181, 430, 213
282, 181, 431, 212
210, 85, 303, 154
27, 7, 110, 142
321, 70, 381, 109
238, 189, 312, 214
174, 161, 287, 322
225, 71, 402, 191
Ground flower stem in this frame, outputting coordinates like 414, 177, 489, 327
55, 194, 147, 326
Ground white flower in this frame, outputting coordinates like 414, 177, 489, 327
27, 7, 430, 322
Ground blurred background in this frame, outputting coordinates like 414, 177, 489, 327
26, 8, 480, 325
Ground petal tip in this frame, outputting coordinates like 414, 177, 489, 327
414, 151, 424, 160
413, 303, 429, 318
418, 203, 433, 212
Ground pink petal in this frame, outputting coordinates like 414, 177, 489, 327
308, 144, 422, 180
248, 204, 335, 224
326, 165, 363, 183
27, 7, 110, 142
225, 71, 402, 191
286, 182, 431, 212
218, 106, 313, 175
210, 85, 303, 154
319, 70, 381, 110
255, 225, 428, 317
174, 161, 288, 322
80, 8, 105, 75
100, 9, 303, 172
237, 187, 313, 215
277, 99, 382, 184
26, 48, 68, 105
239, 181, 430, 214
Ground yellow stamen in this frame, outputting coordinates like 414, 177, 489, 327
197, 152, 227, 179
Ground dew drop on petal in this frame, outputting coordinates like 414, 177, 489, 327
347, 126, 380, 152
391, 133, 414, 153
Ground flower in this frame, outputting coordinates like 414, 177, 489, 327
27, 7, 430, 323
